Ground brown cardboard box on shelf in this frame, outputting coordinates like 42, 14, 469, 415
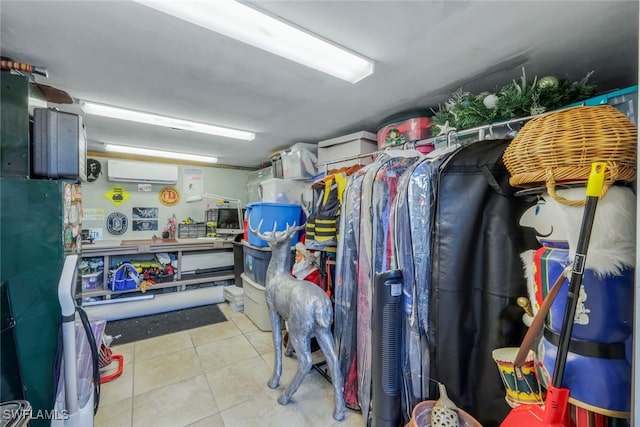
318, 131, 378, 170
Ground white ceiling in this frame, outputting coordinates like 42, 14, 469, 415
1, 1, 638, 169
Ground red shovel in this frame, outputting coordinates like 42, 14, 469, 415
501, 162, 606, 427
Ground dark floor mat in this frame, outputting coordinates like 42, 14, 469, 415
105, 304, 227, 345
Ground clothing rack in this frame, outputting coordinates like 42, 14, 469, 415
318, 113, 541, 173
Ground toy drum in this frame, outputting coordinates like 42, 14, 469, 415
492, 347, 543, 407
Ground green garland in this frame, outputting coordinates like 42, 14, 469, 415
431, 68, 596, 136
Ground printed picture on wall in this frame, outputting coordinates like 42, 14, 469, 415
132, 207, 158, 219
183, 168, 203, 201
132, 220, 158, 231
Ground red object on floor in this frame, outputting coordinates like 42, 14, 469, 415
99, 354, 124, 384
98, 344, 124, 384
501, 385, 570, 427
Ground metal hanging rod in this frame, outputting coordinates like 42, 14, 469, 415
317, 112, 543, 172
319, 151, 379, 169
407, 113, 540, 149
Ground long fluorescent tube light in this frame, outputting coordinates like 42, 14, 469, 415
104, 144, 219, 163
28, 97, 48, 108
82, 101, 255, 141
135, 0, 374, 84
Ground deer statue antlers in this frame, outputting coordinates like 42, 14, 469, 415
249, 219, 305, 246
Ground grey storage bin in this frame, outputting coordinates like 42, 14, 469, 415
242, 240, 294, 286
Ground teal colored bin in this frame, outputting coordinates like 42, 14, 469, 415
246, 202, 303, 247
564, 85, 637, 124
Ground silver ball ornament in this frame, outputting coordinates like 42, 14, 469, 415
483, 94, 499, 109
538, 76, 559, 89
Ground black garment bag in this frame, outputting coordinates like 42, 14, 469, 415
428, 139, 537, 427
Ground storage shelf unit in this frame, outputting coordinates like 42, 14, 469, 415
80, 238, 235, 302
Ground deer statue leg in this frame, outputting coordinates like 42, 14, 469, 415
316, 328, 346, 421
284, 322, 294, 357
267, 300, 283, 389
285, 337, 294, 357
278, 330, 312, 405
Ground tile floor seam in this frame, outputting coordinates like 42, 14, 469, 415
195, 338, 221, 418
190, 332, 208, 379
132, 370, 205, 398
129, 344, 136, 427
133, 344, 197, 364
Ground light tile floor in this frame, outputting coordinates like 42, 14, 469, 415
95, 303, 363, 427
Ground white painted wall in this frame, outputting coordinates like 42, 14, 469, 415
82, 156, 250, 241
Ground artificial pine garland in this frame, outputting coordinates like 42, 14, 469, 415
431, 68, 596, 136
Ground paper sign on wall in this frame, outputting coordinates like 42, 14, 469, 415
183, 168, 203, 201
83, 208, 105, 221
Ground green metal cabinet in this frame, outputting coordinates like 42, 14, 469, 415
1, 72, 83, 426
1, 71, 30, 177
1, 179, 82, 426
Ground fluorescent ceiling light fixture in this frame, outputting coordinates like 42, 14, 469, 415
135, 0, 374, 84
104, 144, 219, 163
82, 101, 255, 141
28, 97, 48, 108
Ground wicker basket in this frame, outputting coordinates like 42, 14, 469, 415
503, 105, 637, 205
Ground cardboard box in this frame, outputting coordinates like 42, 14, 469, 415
318, 131, 378, 169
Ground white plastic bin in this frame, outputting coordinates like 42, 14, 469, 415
242, 273, 272, 331
259, 178, 310, 204
281, 143, 318, 180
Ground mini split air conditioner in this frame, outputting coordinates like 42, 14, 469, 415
107, 159, 178, 184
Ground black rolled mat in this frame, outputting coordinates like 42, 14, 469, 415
105, 304, 228, 345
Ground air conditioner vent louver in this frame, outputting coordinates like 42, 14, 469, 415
107, 159, 178, 184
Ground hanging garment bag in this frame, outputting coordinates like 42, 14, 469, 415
360, 154, 419, 424
334, 167, 368, 410
391, 159, 422, 422
392, 155, 445, 421
428, 139, 537, 427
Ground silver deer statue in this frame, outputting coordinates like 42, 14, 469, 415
249, 219, 345, 421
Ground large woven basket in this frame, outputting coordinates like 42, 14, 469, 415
503, 105, 637, 205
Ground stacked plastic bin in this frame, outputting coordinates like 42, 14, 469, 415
242, 202, 302, 331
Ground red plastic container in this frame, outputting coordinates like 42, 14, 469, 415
377, 112, 433, 149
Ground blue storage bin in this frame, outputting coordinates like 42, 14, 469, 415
246, 202, 303, 247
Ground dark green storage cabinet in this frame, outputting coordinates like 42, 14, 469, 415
1, 72, 83, 426
0, 179, 82, 426
1, 71, 30, 178
0, 281, 23, 402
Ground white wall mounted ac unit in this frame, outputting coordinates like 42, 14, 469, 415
107, 159, 178, 184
